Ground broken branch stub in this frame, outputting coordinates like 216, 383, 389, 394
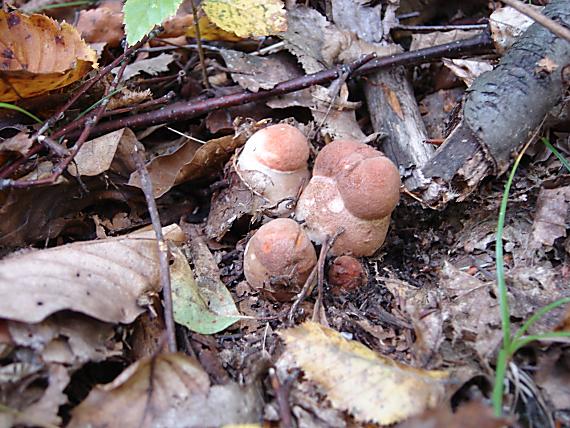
414, 0, 570, 207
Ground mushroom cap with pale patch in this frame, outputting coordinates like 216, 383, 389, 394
295, 139, 400, 256
237, 124, 310, 210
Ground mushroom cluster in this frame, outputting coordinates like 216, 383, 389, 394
295, 139, 401, 257
241, 126, 400, 296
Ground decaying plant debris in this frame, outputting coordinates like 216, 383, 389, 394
0, 0, 569, 427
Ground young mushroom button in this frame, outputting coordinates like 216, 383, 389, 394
243, 218, 317, 297
237, 124, 310, 215
295, 139, 401, 257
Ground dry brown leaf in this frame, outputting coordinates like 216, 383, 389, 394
76, 6, 124, 47
397, 401, 508, 428
280, 322, 448, 425
113, 53, 175, 81
69, 353, 263, 428
69, 128, 138, 177
0, 11, 97, 101
0, 224, 184, 323
532, 185, 570, 247
221, 50, 302, 93
129, 128, 254, 198
8, 313, 120, 366
0, 363, 69, 427
0, 132, 34, 155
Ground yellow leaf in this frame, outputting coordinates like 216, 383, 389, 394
187, 15, 245, 42
280, 322, 449, 425
0, 11, 97, 102
201, 0, 287, 39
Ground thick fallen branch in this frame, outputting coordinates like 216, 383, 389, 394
412, 0, 570, 207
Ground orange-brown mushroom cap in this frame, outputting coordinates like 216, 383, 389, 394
313, 139, 379, 177
243, 218, 317, 292
243, 124, 310, 172
336, 157, 401, 220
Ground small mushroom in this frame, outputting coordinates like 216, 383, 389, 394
243, 218, 317, 299
237, 123, 310, 214
295, 140, 401, 256
327, 255, 368, 294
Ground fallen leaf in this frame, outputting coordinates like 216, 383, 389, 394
0, 11, 97, 101
201, 0, 287, 38
0, 364, 69, 427
8, 313, 120, 366
442, 58, 494, 88
280, 322, 448, 425
221, 50, 302, 93
69, 128, 138, 177
186, 14, 244, 42
397, 400, 508, 428
69, 353, 263, 428
76, 6, 124, 48
410, 30, 481, 51
0, 131, 34, 155
0, 224, 184, 323
171, 242, 241, 334
112, 53, 175, 81
489, 6, 538, 53
532, 185, 570, 247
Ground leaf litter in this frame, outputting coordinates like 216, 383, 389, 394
0, 0, 570, 426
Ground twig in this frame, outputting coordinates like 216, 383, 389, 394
64, 31, 494, 138
0, 38, 149, 183
501, 0, 570, 42
312, 237, 333, 323
394, 23, 489, 32
288, 264, 318, 324
0, 51, 132, 189
132, 145, 177, 353
269, 367, 294, 428
189, 0, 211, 90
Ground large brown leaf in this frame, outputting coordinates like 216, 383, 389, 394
0, 11, 97, 101
0, 225, 184, 323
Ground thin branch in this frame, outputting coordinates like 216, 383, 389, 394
133, 145, 177, 353
189, 0, 211, 89
65, 31, 494, 139
501, 0, 570, 42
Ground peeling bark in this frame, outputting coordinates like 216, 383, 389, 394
413, 0, 570, 207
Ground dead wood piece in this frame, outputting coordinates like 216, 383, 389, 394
331, 0, 434, 187
414, 0, 570, 207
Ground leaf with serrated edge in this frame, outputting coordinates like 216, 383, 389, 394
280, 322, 449, 425
123, 0, 184, 45
201, 0, 287, 38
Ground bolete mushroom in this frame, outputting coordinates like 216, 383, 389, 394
243, 218, 317, 299
295, 140, 400, 256
237, 123, 310, 214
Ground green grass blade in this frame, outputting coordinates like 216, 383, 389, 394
511, 331, 570, 353
513, 296, 570, 342
542, 138, 570, 173
0, 102, 42, 124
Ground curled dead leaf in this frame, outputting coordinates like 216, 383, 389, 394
0, 11, 97, 101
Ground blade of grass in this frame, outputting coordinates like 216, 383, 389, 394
0, 103, 42, 124
513, 296, 570, 342
492, 139, 533, 416
511, 331, 570, 353
542, 138, 570, 173
29, 0, 96, 12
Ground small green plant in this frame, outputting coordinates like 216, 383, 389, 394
492, 138, 570, 416
0, 102, 42, 124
